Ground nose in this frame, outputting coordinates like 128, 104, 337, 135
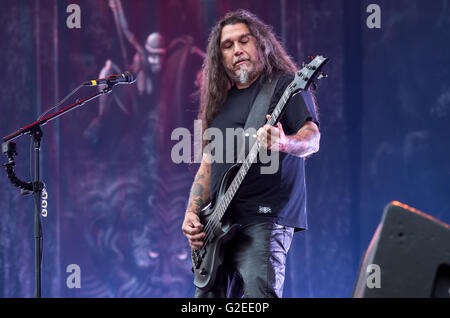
233, 42, 244, 57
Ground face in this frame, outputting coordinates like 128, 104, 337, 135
220, 23, 263, 87
147, 53, 164, 74
79, 168, 194, 297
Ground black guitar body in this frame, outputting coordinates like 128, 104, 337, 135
193, 164, 242, 291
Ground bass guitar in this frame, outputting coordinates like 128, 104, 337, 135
192, 55, 329, 291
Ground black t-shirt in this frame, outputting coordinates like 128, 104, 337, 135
209, 73, 319, 231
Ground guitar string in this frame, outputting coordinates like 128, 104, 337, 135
194, 97, 283, 259
193, 86, 294, 262
194, 102, 283, 262
200, 152, 249, 246
200, 140, 259, 246
199, 137, 258, 241
201, 171, 240, 244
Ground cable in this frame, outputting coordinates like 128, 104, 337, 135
37, 84, 84, 121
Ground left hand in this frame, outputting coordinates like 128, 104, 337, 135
256, 115, 287, 152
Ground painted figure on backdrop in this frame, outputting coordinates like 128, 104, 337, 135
78, 164, 195, 297
75, 0, 205, 297
83, 0, 204, 148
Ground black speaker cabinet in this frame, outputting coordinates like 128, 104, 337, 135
353, 201, 450, 297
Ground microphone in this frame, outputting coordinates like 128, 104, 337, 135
84, 71, 136, 86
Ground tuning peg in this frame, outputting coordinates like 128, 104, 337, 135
317, 72, 328, 80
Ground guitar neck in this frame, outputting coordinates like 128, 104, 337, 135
215, 83, 296, 221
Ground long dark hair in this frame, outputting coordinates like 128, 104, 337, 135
198, 10, 298, 146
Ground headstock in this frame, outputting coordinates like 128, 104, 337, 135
290, 55, 329, 92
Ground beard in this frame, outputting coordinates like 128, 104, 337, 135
226, 56, 263, 87
236, 63, 251, 85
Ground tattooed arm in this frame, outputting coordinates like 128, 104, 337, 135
182, 154, 211, 250
281, 121, 321, 158
186, 155, 211, 214
257, 116, 321, 158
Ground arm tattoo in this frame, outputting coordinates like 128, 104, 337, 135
194, 198, 205, 210
191, 183, 204, 198
186, 173, 210, 214
195, 174, 205, 182
283, 125, 320, 158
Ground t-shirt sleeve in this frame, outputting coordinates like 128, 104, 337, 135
268, 73, 320, 135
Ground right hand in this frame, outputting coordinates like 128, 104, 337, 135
182, 211, 206, 250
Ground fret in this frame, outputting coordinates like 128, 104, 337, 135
231, 182, 238, 195
272, 108, 280, 121
222, 197, 229, 211
234, 174, 241, 187
218, 205, 224, 219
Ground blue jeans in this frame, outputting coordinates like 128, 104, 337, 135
194, 222, 294, 298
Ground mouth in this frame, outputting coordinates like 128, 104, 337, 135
234, 59, 249, 67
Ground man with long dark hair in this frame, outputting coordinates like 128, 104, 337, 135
182, 9, 321, 298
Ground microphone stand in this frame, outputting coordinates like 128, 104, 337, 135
2, 83, 116, 298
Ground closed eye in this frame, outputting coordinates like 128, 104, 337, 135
220, 33, 252, 50
240, 35, 250, 44
221, 40, 234, 50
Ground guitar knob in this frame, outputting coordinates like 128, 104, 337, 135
200, 268, 207, 276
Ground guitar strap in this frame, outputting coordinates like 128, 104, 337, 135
239, 74, 281, 159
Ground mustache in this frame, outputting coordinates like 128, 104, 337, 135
233, 57, 250, 66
